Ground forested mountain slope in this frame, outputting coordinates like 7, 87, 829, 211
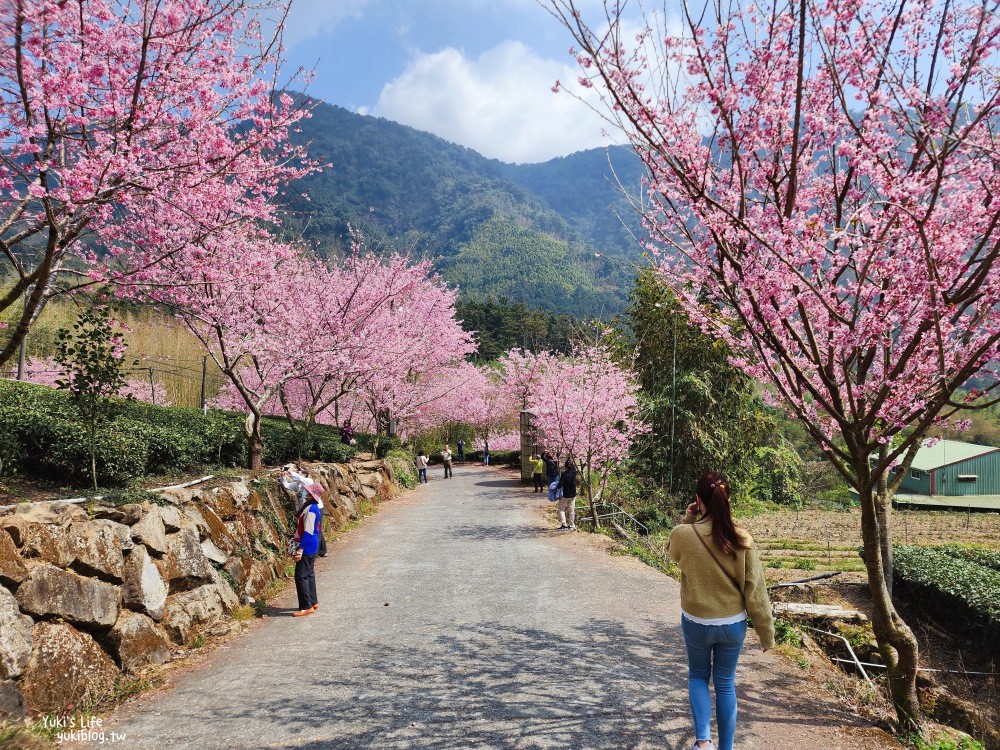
283, 98, 649, 317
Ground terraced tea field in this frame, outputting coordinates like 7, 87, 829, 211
740, 507, 1000, 581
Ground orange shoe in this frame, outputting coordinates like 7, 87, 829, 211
311, 604, 319, 611
292, 608, 315, 617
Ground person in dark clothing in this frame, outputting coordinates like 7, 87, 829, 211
292, 495, 322, 616
542, 451, 559, 484
340, 419, 355, 446
557, 456, 578, 530
456, 438, 466, 463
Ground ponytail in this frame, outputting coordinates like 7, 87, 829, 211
695, 471, 748, 555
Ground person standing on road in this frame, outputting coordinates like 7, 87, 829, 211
542, 451, 559, 485
667, 471, 774, 750
441, 444, 453, 479
457, 438, 466, 463
482, 439, 490, 466
556, 455, 577, 530
530, 453, 545, 492
281, 464, 326, 557
292, 491, 323, 617
415, 451, 429, 484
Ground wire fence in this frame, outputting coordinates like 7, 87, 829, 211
577, 500, 649, 536
1, 355, 226, 409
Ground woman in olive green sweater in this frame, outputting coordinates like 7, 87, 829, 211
667, 471, 774, 750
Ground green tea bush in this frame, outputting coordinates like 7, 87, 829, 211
632, 504, 674, 535
473, 449, 519, 467
0, 380, 357, 486
893, 545, 1000, 648
935, 544, 1000, 574
352, 432, 402, 458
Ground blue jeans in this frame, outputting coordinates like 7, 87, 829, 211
418, 468, 427, 484
681, 615, 746, 750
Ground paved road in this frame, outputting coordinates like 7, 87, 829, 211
99, 465, 896, 750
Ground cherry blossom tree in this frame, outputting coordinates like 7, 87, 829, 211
450, 364, 519, 446
548, 0, 1000, 727
0, 0, 312, 368
122, 219, 310, 469
195, 240, 475, 462
524, 344, 645, 526
500, 348, 556, 410
267, 251, 474, 451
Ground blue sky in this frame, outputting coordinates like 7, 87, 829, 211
274, 0, 625, 163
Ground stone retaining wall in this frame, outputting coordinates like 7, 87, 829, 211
0, 459, 396, 721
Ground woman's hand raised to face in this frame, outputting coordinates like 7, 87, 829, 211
687, 499, 701, 517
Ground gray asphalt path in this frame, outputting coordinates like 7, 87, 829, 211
96, 465, 894, 750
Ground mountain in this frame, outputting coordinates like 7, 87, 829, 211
499, 147, 647, 261
283, 97, 650, 318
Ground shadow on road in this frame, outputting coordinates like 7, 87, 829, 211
445, 524, 554, 542
180, 617, 873, 750
192, 618, 690, 749
473, 479, 523, 488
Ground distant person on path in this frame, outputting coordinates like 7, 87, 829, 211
456, 438, 465, 463
482, 439, 490, 466
441, 445, 453, 479
291, 489, 323, 617
556, 455, 577, 530
667, 471, 774, 750
415, 451, 429, 484
340, 419, 356, 446
530, 453, 545, 492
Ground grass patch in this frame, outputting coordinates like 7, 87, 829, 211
5, 718, 56, 748
774, 618, 803, 647
104, 672, 164, 706
910, 735, 985, 750
231, 604, 256, 622
607, 535, 680, 578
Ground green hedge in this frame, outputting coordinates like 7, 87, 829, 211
935, 544, 1000, 574
468, 449, 520, 467
351, 432, 403, 458
0, 380, 357, 486
893, 545, 1000, 648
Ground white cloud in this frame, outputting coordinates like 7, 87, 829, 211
273, 0, 373, 48
370, 41, 614, 163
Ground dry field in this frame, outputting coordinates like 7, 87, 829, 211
740, 507, 1000, 582
1, 298, 224, 407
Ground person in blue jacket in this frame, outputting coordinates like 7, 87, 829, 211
292, 495, 322, 617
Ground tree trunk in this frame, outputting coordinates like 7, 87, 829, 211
89, 422, 98, 493
859, 485, 921, 731
586, 462, 600, 528
244, 412, 264, 471
876, 445, 894, 596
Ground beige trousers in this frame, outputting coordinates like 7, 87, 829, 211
557, 496, 576, 527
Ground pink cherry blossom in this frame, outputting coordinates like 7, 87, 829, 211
0, 0, 315, 369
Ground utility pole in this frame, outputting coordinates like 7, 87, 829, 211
16, 337, 26, 380
201, 356, 208, 414
668, 317, 677, 497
